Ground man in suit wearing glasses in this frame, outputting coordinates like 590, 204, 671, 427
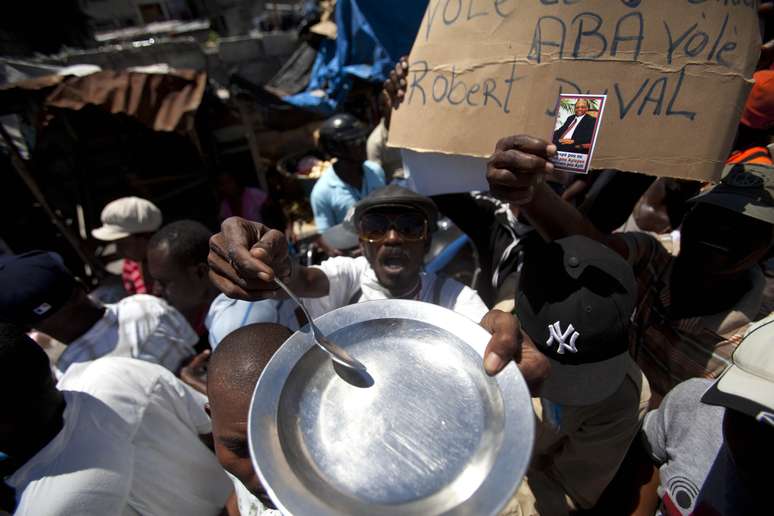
552, 99, 596, 154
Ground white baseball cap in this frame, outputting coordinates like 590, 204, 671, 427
702, 313, 774, 427
91, 197, 162, 241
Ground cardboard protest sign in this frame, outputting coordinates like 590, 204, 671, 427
388, 0, 761, 182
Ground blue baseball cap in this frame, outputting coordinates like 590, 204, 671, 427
0, 251, 77, 325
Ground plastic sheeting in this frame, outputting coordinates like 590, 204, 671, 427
0, 68, 206, 133
283, 0, 427, 114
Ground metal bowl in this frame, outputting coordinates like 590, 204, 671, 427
248, 300, 534, 515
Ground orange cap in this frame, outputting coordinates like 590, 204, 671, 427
741, 70, 774, 130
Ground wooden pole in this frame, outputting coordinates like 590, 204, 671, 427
234, 95, 269, 192
273, 1, 280, 31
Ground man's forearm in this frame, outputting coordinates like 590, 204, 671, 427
522, 182, 606, 241
521, 182, 628, 257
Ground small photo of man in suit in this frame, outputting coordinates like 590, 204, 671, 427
552, 99, 597, 155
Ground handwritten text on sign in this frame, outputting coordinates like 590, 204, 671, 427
388, 0, 760, 181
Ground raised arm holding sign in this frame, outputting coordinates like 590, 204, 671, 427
388, 0, 761, 182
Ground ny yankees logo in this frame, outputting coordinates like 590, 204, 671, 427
546, 321, 580, 354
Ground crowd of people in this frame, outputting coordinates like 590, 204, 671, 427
3, 11, 774, 516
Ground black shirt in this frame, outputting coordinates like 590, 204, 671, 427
432, 192, 536, 307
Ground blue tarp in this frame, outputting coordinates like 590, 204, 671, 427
284, 0, 427, 114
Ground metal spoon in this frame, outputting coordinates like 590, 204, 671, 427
273, 277, 368, 373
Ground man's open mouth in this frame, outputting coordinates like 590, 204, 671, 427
381, 253, 407, 273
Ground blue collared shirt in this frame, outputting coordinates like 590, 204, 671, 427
310, 160, 386, 232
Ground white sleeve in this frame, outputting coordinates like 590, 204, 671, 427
15, 477, 132, 516
451, 285, 489, 323
304, 257, 367, 314
12, 403, 134, 516
151, 367, 212, 434
120, 296, 197, 372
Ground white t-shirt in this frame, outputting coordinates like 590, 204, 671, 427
8, 358, 231, 516
642, 379, 757, 515
226, 472, 281, 516
57, 294, 197, 375
305, 256, 489, 323
205, 258, 487, 346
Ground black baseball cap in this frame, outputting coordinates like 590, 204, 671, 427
0, 251, 77, 325
353, 184, 439, 232
689, 163, 774, 225
516, 236, 637, 406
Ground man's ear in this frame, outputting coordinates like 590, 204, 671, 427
204, 402, 211, 418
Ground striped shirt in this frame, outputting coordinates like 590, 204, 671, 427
623, 233, 772, 402
206, 296, 303, 349
122, 259, 147, 295
56, 294, 197, 375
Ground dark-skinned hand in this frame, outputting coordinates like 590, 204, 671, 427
486, 135, 556, 205
480, 310, 550, 396
179, 349, 210, 395
208, 217, 291, 301
383, 56, 409, 110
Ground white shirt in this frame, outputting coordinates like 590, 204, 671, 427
57, 294, 197, 375
305, 256, 489, 323
561, 115, 585, 140
226, 472, 281, 516
205, 258, 488, 347
8, 358, 231, 516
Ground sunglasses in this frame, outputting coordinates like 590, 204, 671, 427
358, 211, 428, 243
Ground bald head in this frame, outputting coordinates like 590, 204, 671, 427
207, 323, 292, 409
207, 322, 292, 495
574, 99, 590, 116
